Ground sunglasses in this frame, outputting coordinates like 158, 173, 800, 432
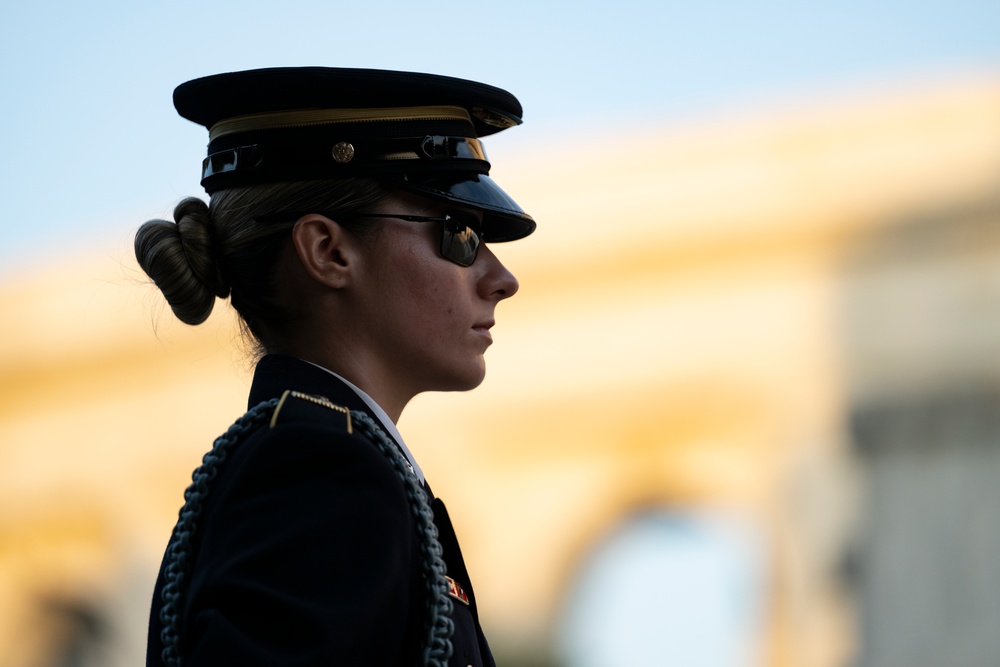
345, 212, 482, 266
254, 209, 483, 266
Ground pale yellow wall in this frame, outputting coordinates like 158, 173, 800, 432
2, 74, 999, 667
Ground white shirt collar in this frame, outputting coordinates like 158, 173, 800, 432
302, 360, 425, 483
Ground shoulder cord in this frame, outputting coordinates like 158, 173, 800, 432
158, 400, 455, 667
351, 410, 455, 667
159, 398, 279, 667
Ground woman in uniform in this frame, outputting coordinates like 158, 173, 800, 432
135, 67, 534, 667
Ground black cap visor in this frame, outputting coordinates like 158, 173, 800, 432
385, 173, 535, 242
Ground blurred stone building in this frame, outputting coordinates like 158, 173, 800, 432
1, 74, 998, 667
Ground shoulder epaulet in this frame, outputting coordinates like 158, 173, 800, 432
269, 390, 353, 433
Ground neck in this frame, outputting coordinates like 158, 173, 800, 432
274, 344, 413, 424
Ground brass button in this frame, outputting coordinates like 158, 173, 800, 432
331, 142, 355, 163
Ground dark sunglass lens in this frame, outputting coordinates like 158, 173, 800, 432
440, 216, 481, 266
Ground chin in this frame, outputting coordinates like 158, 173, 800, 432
434, 361, 487, 393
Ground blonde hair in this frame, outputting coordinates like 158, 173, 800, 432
134, 178, 390, 350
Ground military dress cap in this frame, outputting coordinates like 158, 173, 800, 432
173, 67, 535, 242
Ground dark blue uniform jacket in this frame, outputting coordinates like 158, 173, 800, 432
146, 354, 496, 666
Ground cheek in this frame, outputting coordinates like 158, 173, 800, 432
400, 258, 460, 316
409, 282, 460, 330
379, 234, 468, 333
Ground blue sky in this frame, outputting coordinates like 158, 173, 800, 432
1, 0, 998, 274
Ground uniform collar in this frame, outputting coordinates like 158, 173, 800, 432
249, 354, 425, 483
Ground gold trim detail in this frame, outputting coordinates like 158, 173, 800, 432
209, 105, 473, 141
270, 390, 353, 433
472, 106, 518, 129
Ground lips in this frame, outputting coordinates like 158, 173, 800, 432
472, 320, 494, 342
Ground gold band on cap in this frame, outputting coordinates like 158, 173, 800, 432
209, 105, 474, 141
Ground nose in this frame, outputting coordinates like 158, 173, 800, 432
477, 244, 519, 301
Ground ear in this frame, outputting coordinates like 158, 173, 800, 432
290, 214, 360, 288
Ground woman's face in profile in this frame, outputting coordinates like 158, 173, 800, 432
349, 195, 520, 397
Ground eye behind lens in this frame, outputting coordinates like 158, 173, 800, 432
440, 219, 481, 267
